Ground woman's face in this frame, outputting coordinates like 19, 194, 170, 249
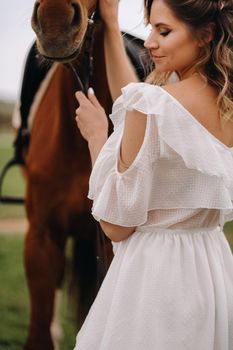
144, 0, 202, 79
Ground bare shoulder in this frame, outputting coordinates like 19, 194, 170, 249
162, 77, 215, 108
161, 77, 233, 148
162, 77, 218, 122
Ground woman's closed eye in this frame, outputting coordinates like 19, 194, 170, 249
159, 30, 171, 37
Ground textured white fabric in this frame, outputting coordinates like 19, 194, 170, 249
74, 83, 233, 350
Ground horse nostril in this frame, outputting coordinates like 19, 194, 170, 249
31, 1, 41, 32
71, 3, 81, 28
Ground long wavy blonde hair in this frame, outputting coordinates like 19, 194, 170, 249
144, 0, 233, 123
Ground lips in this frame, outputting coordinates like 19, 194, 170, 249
152, 55, 165, 59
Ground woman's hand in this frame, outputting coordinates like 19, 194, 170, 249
98, 0, 119, 28
98, 1, 138, 101
75, 88, 108, 145
75, 89, 109, 166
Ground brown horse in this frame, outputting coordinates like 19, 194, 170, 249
22, 1, 149, 349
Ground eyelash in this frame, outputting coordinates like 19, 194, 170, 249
160, 31, 171, 37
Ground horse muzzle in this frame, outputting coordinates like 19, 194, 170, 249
31, 0, 88, 61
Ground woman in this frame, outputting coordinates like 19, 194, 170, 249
74, 0, 233, 349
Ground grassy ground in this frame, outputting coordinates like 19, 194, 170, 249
0, 100, 15, 127
0, 127, 76, 349
0, 235, 29, 349
0, 128, 26, 219
0, 234, 76, 350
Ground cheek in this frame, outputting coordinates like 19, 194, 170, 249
160, 34, 183, 56
166, 37, 200, 62
181, 42, 201, 63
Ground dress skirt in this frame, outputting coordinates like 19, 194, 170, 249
74, 226, 233, 350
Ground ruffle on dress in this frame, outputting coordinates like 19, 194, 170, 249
88, 82, 233, 227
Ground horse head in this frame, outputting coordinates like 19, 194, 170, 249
31, 0, 98, 61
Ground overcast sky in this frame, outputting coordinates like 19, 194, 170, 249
0, 0, 150, 101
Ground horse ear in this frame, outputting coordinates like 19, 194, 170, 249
197, 22, 215, 47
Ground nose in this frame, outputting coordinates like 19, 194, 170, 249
70, 2, 81, 28
31, 0, 82, 35
144, 31, 159, 50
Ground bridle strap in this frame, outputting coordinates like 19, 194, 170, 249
68, 2, 100, 95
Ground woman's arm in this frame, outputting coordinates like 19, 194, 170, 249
75, 89, 108, 166
117, 110, 147, 172
75, 91, 137, 242
100, 109, 147, 241
99, 0, 139, 101
75, 91, 147, 169
75, 90, 147, 242
100, 221, 135, 242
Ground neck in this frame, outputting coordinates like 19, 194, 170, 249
176, 65, 201, 80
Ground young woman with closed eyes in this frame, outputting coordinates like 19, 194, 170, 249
74, 1, 233, 349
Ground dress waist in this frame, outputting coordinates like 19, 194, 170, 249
135, 225, 222, 236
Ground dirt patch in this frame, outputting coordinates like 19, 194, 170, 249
0, 218, 28, 235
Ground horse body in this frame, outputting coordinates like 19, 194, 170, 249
22, 1, 148, 349
24, 26, 112, 350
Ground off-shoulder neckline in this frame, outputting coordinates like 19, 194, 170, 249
154, 85, 233, 152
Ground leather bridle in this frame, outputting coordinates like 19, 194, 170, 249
68, 5, 99, 95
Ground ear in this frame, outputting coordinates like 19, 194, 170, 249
198, 22, 215, 47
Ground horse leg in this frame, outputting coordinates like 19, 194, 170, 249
23, 225, 65, 350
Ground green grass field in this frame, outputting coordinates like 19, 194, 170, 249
0, 234, 76, 350
0, 128, 26, 219
0, 128, 76, 349
0, 235, 29, 349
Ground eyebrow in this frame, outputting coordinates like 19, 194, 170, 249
154, 22, 171, 28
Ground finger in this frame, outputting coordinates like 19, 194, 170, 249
75, 107, 81, 116
88, 88, 103, 108
75, 91, 89, 104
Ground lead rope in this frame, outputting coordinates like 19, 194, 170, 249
68, 4, 99, 95
69, 3, 110, 287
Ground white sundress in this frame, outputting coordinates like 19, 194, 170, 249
74, 82, 233, 350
